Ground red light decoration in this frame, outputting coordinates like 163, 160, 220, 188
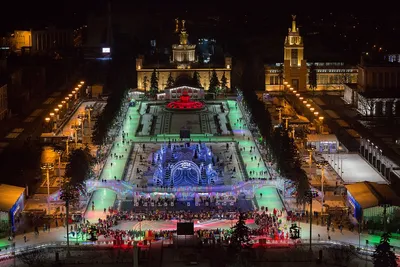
166, 91, 205, 110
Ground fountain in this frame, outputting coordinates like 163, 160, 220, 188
166, 91, 205, 110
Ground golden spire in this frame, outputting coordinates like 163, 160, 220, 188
292, 15, 297, 32
175, 18, 180, 33
179, 19, 188, 45
181, 20, 186, 32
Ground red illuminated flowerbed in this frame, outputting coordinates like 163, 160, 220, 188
166, 91, 205, 110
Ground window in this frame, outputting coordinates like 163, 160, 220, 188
385, 72, 389, 89
269, 76, 274, 85
291, 49, 298, 66
391, 72, 396, 88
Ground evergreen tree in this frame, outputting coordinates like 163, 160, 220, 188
143, 76, 148, 92
150, 69, 158, 97
65, 148, 94, 183
373, 233, 398, 267
61, 148, 93, 256
192, 71, 202, 88
166, 72, 175, 88
230, 213, 251, 252
309, 63, 317, 96
209, 69, 220, 93
221, 71, 228, 92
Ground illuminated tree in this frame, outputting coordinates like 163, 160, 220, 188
149, 69, 158, 98
373, 233, 398, 267
61, 148, 93, 256
192, 71, 202, 88
166, 72, 175, 88
221, 71, 228, 92
309, 63, 317, 96
230, 213, 251, 252
209, 69, 220, 93
143, 75, 148, 92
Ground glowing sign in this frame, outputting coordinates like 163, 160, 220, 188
102, 47, 111, 53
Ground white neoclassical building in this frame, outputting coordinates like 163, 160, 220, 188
344, 57, 400, 117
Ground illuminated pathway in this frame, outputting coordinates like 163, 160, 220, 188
86, 99, 278, 221
85, 104, 141, 222
254, 186, 283, 211
60, 101, 96, 137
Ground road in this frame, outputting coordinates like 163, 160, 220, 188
0, 77, 81, 187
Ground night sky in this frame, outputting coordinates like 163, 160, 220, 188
1, 1, 399, 58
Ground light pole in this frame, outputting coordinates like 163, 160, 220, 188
55, 150, 62, 183
276, 106, 283, 125
317, 163, 326, 213
41, 163, 54, 215
381, 201, 392, 233
318, 116, 324, 134
306, 190, 315, 252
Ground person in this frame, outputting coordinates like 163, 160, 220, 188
24, 235, 27, 242
260, 193, 263, 199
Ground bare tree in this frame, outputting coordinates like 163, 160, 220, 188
18, 248, 50, 267
357, 94, 376, 117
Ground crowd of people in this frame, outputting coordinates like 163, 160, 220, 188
68, 205, 292, 246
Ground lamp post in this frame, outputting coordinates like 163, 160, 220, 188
306, 190, 315, 252
276, 106, 283, 125
41, 163, 54, 215
44, 117, 51, 132
55, 150, 62, 183
317, 163, 327, 213
318, 116, 324, 133
381, 202, 392, 233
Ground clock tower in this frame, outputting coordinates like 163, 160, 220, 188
283, 15, 307, 91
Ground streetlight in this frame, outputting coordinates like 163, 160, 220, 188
276, 106, 283, 125
318, 116, 324, 133
45, 117, 51, 132
317, 163, 327, 213
41, 163, 54, 215
54, 150, 63, 183
380, 201, 392, 233
80, 81, 85, 85
305, 189, 316, 251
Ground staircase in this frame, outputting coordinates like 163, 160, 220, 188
163, 113, 172, 133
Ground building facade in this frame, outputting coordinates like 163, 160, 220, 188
265, 16, 358, 92
0, 83, 8, 121
344, 58, 400, 117
31, 28, 73, 52
136, 20, 231, 92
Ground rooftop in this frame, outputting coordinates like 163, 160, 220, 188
346, 181, 400, 209
321, 153, 388, 184
0, 184, 25, 211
